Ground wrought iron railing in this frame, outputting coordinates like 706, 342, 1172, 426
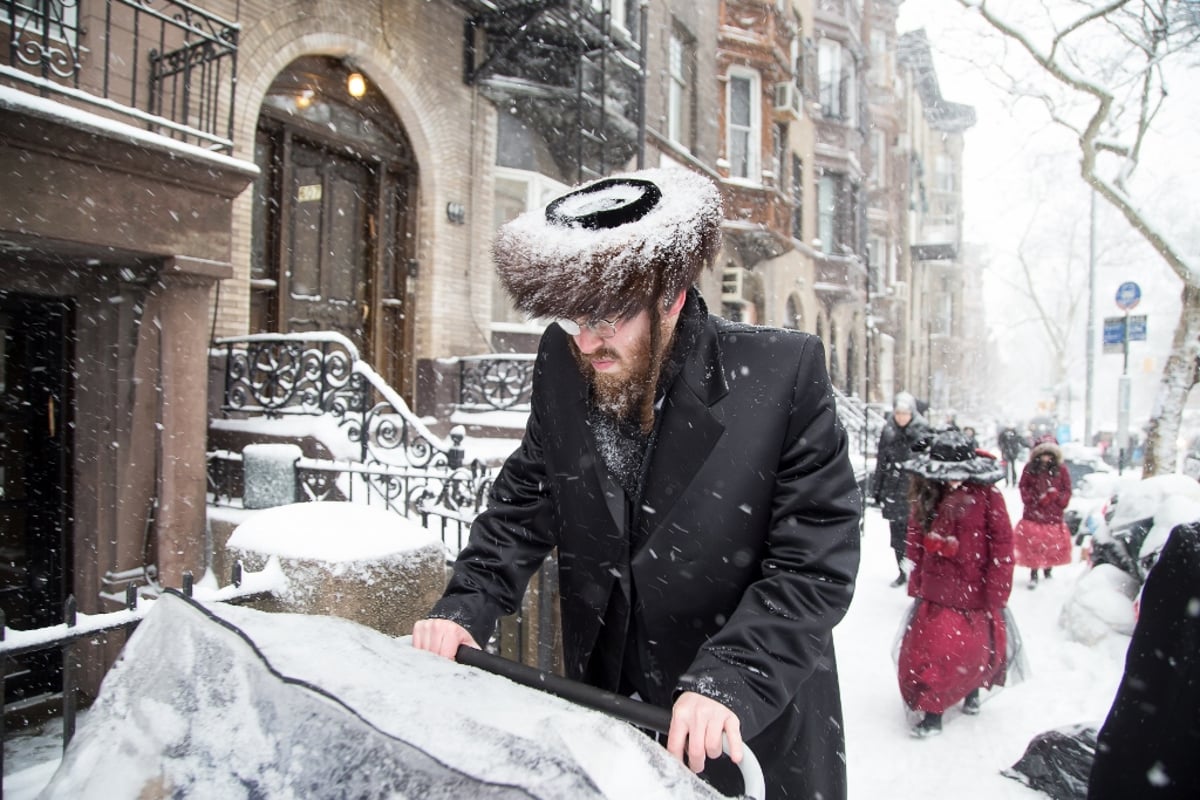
2, 0, 239, 152
456, 353, 535, 412
211, 334, 495, 555
0, 571, 269, 777
216, 333, 454, 470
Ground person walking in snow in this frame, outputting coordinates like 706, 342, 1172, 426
1014, 436, 1072, 589
997, 424, 1025, 487
872, 392, 930, 587
413, 168, 861, 799
897, 430, 1016, 738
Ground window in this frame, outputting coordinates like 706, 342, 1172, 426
4, 1, 81, 69
817, 171, 859, 256
870, 129, 887, 188
772, 122, 787, 186
868, 30, 888, 85
791, 154, 804, 241
668, 30, 695, 150
592, 0, 632, 33
818, 174, 836, 254
868, 235, 886, 294
818, 39, 856, 125
727, 69, 761, 181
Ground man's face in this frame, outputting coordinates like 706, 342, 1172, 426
893, 409, 913, 428
565, 291, 685, 421
568, 309, 655, 420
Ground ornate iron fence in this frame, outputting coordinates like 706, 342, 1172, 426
457, 354, 536, 412
2, 0, 239, 152
211, 334, 495, 555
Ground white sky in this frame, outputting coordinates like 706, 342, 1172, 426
896, 0, 1200, 437
7, 490, 1145, 799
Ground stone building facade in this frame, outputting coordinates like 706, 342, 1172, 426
0, 0, 976, 710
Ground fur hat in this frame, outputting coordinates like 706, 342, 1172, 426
893, 392, 916, 413
903, 430, 1004, 484
492, 167, 724, 321
1030, 440, 1063, 463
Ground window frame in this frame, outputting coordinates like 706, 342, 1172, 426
726, 66, 762, 184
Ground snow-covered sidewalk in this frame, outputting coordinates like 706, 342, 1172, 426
840, 489, 1130, 798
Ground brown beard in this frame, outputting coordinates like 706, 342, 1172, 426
570, 333, 655, 424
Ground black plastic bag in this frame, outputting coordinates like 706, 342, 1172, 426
1001, 724, 1098, 799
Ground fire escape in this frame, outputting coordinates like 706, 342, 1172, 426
451, 0, 647, 182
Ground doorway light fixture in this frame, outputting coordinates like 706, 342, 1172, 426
346, 71, 367, 99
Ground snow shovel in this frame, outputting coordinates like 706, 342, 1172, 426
455, 645, 766, 800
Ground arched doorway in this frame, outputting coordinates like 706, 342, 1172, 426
250, 56, 418, 400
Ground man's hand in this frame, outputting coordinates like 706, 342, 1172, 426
666, 691, 743, 774
411, 618, 479, 659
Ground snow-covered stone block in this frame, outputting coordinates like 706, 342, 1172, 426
241, 443, 302, 509
227, 502, 446, 637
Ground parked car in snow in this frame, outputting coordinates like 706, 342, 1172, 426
1059, 473, 1200, 644
1058, 445, 1120, 541
1181, 435, 1200, 481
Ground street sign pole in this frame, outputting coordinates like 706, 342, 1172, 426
1113, 282, 1141, 475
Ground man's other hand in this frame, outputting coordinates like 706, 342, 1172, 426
666, 691, 743, 774
411, 618, 479, 659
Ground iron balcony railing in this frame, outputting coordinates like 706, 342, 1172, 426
2, 0, 239, 152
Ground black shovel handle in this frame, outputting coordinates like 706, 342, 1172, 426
454, 645, 766, 800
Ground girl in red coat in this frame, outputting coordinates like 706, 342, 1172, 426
897, 430, 1016, 738
1014, 437, 1072, 588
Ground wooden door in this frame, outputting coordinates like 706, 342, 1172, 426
0, 293, 72, 703
286, 141, 373, 347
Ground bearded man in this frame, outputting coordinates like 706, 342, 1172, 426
414, 168, 861, 799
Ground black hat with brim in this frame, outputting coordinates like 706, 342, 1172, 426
903, 430, 1004, 484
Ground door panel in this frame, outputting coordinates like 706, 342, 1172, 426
0, 294, 72, 701
286, 141, 372, 342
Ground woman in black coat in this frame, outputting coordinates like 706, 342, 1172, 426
872, 392, 930, 586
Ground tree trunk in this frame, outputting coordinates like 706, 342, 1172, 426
1143, 282, 1200, 476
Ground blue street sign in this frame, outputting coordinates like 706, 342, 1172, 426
1103, 315, 1147, 352
1115, 281, 1141, 310
1103, 317, 1125, 346
1127, 314, 1147, 341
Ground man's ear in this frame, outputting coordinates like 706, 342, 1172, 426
664, 289, 686, 317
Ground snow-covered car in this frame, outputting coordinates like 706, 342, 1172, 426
39, 593, 754, 800
1182, 435, 1200, 481
1059, 445, 1119, 541
1059, 474, 1200, 644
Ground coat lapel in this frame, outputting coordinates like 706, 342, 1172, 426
635, 319, 728, 544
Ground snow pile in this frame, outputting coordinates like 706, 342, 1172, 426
40, 594, 721, 799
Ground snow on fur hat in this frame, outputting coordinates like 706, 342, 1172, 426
492, 167, 724, 321
893, 392, 916, 412
902, 429, 1004, 484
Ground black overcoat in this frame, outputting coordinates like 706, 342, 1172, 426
432, 306, 862, 799
1088, 522, 1200, 799
872, 414, 929, 527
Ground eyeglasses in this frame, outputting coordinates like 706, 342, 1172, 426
556, 317, 619, 339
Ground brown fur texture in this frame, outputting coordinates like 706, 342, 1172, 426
492, 167, 724, 321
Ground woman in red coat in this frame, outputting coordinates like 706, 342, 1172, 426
898, 430, 1016, 738
1015, 437, 1072, 588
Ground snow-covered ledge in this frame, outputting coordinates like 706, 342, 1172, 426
226, 502, 446, 638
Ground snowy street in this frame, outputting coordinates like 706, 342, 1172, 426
842, 487, 1129, 799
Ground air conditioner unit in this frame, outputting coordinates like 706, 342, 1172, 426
772, 81, 802, 119
722, 268, 745, 301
